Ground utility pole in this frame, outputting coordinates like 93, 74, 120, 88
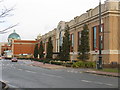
98, 0, 103, 69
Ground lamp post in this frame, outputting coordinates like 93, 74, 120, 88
98, 0, 103, 69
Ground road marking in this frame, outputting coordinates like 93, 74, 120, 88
74, 71, 78, 73
104, 83, 113, 86
25, 70, 36, 73
81, 80, 92, 83
67, 70, 79, 73
81, 80, 114, 87
42, 73, 64, 78
18, 69, 22, 71
94, 81, 113, 86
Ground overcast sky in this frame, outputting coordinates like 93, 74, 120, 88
0, 0, 106, 42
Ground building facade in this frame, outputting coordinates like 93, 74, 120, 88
37, 0, 120, 64
0, 42, 11, 56
11, 40, 37, 58
1, 30, 37, 58
37, 29, 56, 58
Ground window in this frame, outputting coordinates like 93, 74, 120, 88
71, 34, 74, 47
59, 32, 63, 47
78, 31, 81, 46
57, 39, 59, 52
93, 26, 97, 50
70, 33, 74, 52
92, 24, 104, 50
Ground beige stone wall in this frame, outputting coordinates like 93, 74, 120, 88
109, 16, 119, 50
37, 0, 120, 63
109, 54, 119, 63
118, 15, 120, 64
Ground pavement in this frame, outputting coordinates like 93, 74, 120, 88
30, 60, 120, 77
30, 61, 66, 69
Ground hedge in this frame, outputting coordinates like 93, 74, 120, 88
72, 61, 96, 68
51, 61, 63, 65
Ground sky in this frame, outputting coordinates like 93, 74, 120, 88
0, 0, 106, 42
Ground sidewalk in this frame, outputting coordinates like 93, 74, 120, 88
29, 61, 119, 77
85, 69, 120, 77
30, 61, 66, 69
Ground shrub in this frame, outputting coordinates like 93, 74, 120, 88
64, 62, 73, 67
72, 61, 96, 68
85, 61, 96, 68
51, 61, 63, 65
72, 61, 85, 68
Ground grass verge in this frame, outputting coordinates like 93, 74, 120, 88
94, 68, 119, 73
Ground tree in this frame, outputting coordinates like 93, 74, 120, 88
39, 41, 44, 59
0, 0, 18, 34
46, 37, 53, 59
34, 44, 38, 58
60, 25, 71, 60
78, 24, 90, 60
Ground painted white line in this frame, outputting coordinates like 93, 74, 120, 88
105, 83, 113, 86
74, 71, 78, 73
42, 73, 64, 78
18, 69, 22, 71
92, 81, 113, 86
25, 70, 36, 73
67, 71, 70, 72
81, 80, 92, 83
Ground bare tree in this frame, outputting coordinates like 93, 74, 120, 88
0, 0, 18, 34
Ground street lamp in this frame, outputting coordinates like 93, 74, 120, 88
98, 0, 103, 69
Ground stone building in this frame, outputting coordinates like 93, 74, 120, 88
37, 0, 120, 64
37, 29, 56, 58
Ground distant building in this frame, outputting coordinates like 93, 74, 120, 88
0, 42, 10, 56
1, 30, 37, 58
37, 0, 120, 64
8, 30, 21, 46
11, 40, 37, 58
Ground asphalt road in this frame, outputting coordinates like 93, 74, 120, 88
0, 59, 119, 89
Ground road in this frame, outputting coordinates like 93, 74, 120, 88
0, 59, 118, 89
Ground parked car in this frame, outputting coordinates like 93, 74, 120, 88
11, 57, 18, 62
